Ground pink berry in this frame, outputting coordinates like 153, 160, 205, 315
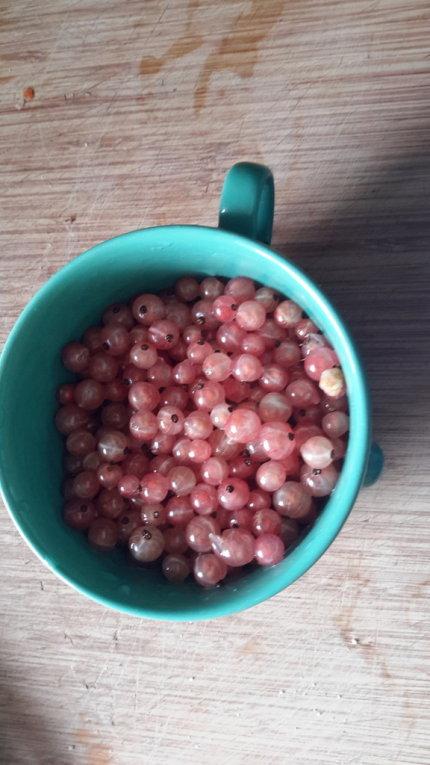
74, 379, 105, 410
236, 300, 266, 331
251, 509, 282, 537
187, 340, 212, 364
63, 500, 96, 530
247, 489, 271, 511
254, 534, 285, 566
286, 379, 320, 408
129, 411, 159, 441
97, 488, 126, 519
193, 381, 225, 410
101, 325, 131, 357
162, 554, 190, 583
88, 352, 119, 383
128, 381, 160, 411
148, 319, 180, 350
232, 353, 263, 382
200, 276, 224, 299
62, 342, 89, 373
98, 430, 128, 462
164, 527, 188, 554
88, 518, 118, 550
175, 276, 200, 302
300, 463, 338, 497
140, 503, 167, 527
254, 286, 279, 312
224, 409, 261, 443
213, 295, 238, 323
66, 429, 96, 457
201, 457, 229, 486
129, 342, 158, 369
129, 525, 164, 562
166, 496, 194, 526
273, 481, 312, 519
184, 411, 213, 440
140, 472, 169, 503
218, 478, 250, 511
300, 436, 334, 469
304, 347, 338, 381
168, 466, 196, 496
322, 411, 349, 438
188, 439, 212, 463
190, 483, 218, 515
225, 277, 255, 303
157, 405, 184, 435
273, 339, 301, 368
202, 352, 232, 382
186, 516, 220, 553
146, 359, 173, 387
274, 299, 302, 328
210, 528, 255, 567
150, 432, 175, 456
210, 402, 233, 429
191, 299, 217, 328
132, 293, 165, 325
259, 364, 289, 392
172, 359, 198, 385
240, 332, 266, 356
193, 553, 227, 587
216, 322, 245, 351
259, 421, 296, 460
256, 460, 287, 492
258, 392, 292, 423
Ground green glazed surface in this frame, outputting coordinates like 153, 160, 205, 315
0, 164, 371, 620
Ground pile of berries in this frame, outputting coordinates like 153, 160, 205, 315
56, 275, 348, 587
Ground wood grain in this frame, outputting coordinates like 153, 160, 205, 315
1, 1, 429, 763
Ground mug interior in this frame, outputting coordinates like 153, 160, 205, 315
0, 226, 370, 620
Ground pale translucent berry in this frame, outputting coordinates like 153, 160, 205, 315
62, 342, 89, 373
172, 438, 192, 462
200, 276, 224, 299
148, 319, 180, 350
191, 298, 217, 328
132, 293, 165, 325
128, 381, 160, 411
247, 489, 271, 511
159, 386, 189, 409
162, 554, 190, 583
251, 508, 282, 537
186, 516, 220, 553
246, 438, 269, 463
210, 430, 243, 460
213, 295, 238, 323
322, 411, 349, 438
273, 339, 301, 368
210, 528, 254, 566
301, 332, 328, 357
88, 352, 119, 383
117, 510, 143, 544
295, 318, 318, 341
259, 318, 284, 349
118, 474, 140, 498
188, 439, 212, 463
97, 488, 126, 519
300, 436, 334, 469
140, 503, 167, 527
193, 381, 225, 410
184, 411, 213, 440
304, 347, 338, 381
129, 342, 158, 369
98, 430, 128, 462
129, 411, 158, 441
64, 500, 96, 530
149, 455, 176, 476
88, 518, 118, 550
140, 472, 169, 503
224, 409, 261, 443
274, 299, 302, 328
201, 457, 229, 486
225, 276, 255, 303
254, 286, 279, 312
202, 352, 232, 382
74, 379, 105, 410
223, 378, 250, 403
172, 359, 198, 385
236, 300, 266, 331
190, 483, 218, 515
187, 340, 212, 364
259, 364, 288, 392
97, 463, 122, 489
147, 359, 173, 387
240, 332, 266, 356
129, 525, 164, 563
254, 534, 285, 566
286, 379, 320, 408
228, 455, 255, 479
166, 496, 194, 526
300, 463, 338, 496
259, 421, 295, 460
319, 367, 346, 399
258, 392, 292, 423
216, 322, 245, 351
273, 481, 312, 519
218, 478, 250, 511
168, 465, 196, 496
183, 325, 202, 345
157, 405, 184, 435
256, 460, 287, 492
101, 325, 131, 357
175, 276, 200, 302
193, 553, 227, 586
66, 430, 96, 457
150, 432, 175, 455
232, 353, 263, 382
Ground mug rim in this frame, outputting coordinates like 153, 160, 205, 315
0, 224, 370, 620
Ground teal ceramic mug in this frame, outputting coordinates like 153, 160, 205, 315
0, 162, 382, 621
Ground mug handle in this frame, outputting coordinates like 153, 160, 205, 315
218, 162, 275, 244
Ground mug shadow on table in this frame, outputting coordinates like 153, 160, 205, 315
275, 146, 430, 458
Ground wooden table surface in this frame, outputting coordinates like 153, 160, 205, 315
1, 1, 429, 763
